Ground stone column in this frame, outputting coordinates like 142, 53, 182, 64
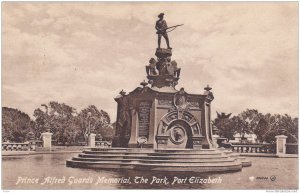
275, 135, 288, 156
147, 100, 155, 148
41, 131, 53, 151
88, 133, 96, 148
202, 102, 213, 149
128, 109, 138, 148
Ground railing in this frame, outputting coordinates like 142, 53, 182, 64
95, 141, 112, 148
2, 141, 43, 151
286, 143, 298, 154
230, 143, 276, 154
44, 140, 112, 148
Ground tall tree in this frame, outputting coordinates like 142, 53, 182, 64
237, 109, 263, 140
255, 118, 269, 142
2, 107, 35, 142
33, 101, 78, 145
213, 112, 235, 141
78, 105, 112, 141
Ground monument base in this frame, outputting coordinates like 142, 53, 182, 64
128, 143, 154, 148
66, 148, 251, 173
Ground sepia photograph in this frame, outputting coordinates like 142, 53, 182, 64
1, 1, 299, 190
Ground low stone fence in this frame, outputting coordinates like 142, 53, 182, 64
35, 145, 85, 152
217, 134, 298, 156
2, 142, 42, 151
2, 140, 112, 152
230, 143, 276, 154
95, 140, 112, 148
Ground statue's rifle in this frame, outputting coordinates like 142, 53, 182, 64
156, 24, 184, 34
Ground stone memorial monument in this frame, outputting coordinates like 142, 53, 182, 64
113, 13, 213, 150
67, 14, 251, 172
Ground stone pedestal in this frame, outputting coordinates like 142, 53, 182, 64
275, 135, 288, 155
41, 132, 53, 151
88, 133, 96, 148
114, 47, 214, 150
155, 48, 172, 58
212, 135, 219, 148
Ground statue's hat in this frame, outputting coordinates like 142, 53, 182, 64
158, 13, 164, 18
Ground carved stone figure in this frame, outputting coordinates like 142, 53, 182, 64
114, 90, 131, 147
146, 58, 157, 75
156, 57, 168, 75
171, 60, 181, 78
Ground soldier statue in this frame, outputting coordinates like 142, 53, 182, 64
155, 13, 172, 49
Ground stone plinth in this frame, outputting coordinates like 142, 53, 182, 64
88, 133, 96, 148
147, 74, 179, 88
113, 46, 214, 150
114, 84, 214, 149
41, 132, 53, 151
155, 48, 172, 58
275, 135, 288, 155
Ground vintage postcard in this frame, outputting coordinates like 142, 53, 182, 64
1, 2, 298, 190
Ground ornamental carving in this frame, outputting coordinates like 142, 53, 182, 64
173, 88, 188, 110
169, 125, 186, 145
158, 99, 173, 106
157, 110, 201, 136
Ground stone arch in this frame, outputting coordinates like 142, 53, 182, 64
156, 110, 203, 149
157, 110, 201, 136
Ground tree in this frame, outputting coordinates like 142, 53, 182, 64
78, 105, 112, 141
213, 112, 235, 141
33, 102, 113, 145
237, 109, 263, 141
279, 114, 298, 143
33, 101, 78, 145
33, 108, 47, 138
2, 107, 35, 142
262, 114, 298, 143
255, 118, 269, 142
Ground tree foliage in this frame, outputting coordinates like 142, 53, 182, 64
3, 103, 297, 145
33, 102, 78, 145
3, 102, 113, 144
31, 102, 113, 145
2, 107, 35, 142
213, 112, 235, 141
78, 105, 112, 141
213, 109, 298, 143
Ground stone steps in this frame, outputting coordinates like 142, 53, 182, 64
83, 149, 219, 155
66, 159, 243, 172
78, 153, 229, 159
72, 156, 235, 163
67, 159, 241, 167
66, 148, 251, 173
86, 148, 217, 153
82, 150, 223, 156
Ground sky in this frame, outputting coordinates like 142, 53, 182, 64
2, 2, 298, 121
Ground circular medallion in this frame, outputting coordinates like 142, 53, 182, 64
169, 125, 186, 144
173, 88, 187, 110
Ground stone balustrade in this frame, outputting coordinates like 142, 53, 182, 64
2, 142, 42, 151
95, 141, 112, 148
230, 143, 276, 154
